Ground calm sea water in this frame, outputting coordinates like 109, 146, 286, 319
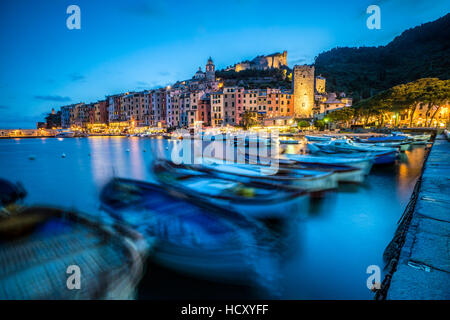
0, 136, 427, 299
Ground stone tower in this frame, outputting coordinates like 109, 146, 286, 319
293, 65, 315, 118
315, 76, 326, 94
205, 57, 215, 82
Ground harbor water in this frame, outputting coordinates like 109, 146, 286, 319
0, 136, 428, 299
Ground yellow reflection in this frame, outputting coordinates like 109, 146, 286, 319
397, 147, 425, 198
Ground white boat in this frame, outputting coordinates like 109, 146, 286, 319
391, 132, 431, 145
283, 154, 374, 176
307, 139, 398, 165
305, 135, 332, 142
153, 160, 308, 219
55, 131, 75, 138
353, 138, 411, 152
196, 157, 338, 192
280, 139, 301, 145
411, 134, 431, 144
243, 153, 366, 184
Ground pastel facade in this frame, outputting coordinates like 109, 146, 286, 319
150, 89, 166, 127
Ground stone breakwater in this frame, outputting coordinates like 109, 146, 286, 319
387, 134, 450, 300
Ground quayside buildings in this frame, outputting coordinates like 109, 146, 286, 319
48, 53, 355, 131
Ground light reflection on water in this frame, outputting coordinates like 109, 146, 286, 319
0, 137, 427, 299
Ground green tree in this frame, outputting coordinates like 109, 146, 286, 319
241, 111, 258, 130
297, 120, 310, 129
346, 78, 449, 128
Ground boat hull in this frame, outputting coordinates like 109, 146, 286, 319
284, 154, 374, 176
197, 158, 338, 192
99, 178, 269, 285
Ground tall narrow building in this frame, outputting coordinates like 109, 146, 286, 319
205, 57, 216, 82
293, 65, 315, 118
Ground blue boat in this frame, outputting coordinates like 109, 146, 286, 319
308, 139, 398, 165
241, 153, 365, 183
152, 159, 309, 219
365, 135, 407, 143
99, 177, 275, 285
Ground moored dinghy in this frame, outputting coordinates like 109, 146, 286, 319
242, 153, 365, 184
99, 177, 276, 287
305, 135, 332, 142
354, 137, 412, 152
195, 157, 338, 192
283, 154, 374, 176
307, 139, 398, 164
0, 206, 146, 299
152, 159, 309, 219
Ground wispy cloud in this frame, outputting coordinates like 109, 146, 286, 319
34, 95, 71, 102
68, 73, 86, 82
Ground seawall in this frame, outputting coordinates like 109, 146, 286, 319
386, 134, 450, 299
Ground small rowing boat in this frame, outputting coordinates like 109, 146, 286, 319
241, 152, 366, 184
283, 154, 374, 176
194, 157, 338, 192
353, 138, 411, 152
305, 135, 332, 142
152, 159, 308, 219
279, 139, 301, 145
0, 206, 146, 299
307, 139, 398, 164
99, 177, 273, 285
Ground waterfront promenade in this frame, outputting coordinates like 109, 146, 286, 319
387, 134, 450, 299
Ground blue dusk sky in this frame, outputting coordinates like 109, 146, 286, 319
0, 0, 448, 128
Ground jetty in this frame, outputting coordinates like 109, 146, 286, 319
385, 133, 450, 300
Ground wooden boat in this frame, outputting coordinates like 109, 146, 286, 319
307, 139, 398, 164
99, 178, 272, 285
279, 133, 294, 137
411, 134, 431, 145
194, 157, 338, 192
364, 135, 407, 143
0, 206, 146, 299
152, 159, 308, 218
279, 139, 301, 145
283, 154, 374, 176
305, 135, 332, 142
242, 152, 365, 184
353, 138, 411, 152
391, 132, 431, 145
55, 131, 75, 138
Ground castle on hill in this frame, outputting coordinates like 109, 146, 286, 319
226, 51, 288, 72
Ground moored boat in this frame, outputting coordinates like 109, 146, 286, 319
99, 177, 273, 286
0, 205, 146, 299
283, 154, 374, 176
194, 157, 338, 192
307, 139, 398, 164
241, 152, 366, 184
305, 135, 332, 142
55, 131, 76, 138
353, 137, 411, 152
279, 139, 301, 145
152, 159, 309, 218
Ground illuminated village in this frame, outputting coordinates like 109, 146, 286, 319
2, 51, 447, 138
